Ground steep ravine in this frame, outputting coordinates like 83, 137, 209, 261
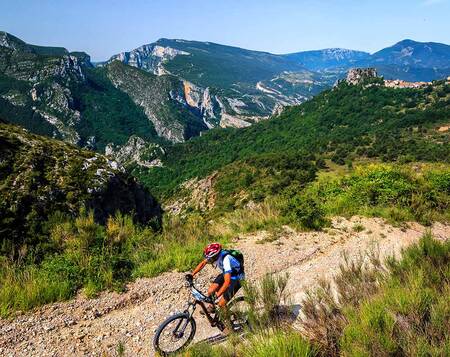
0, 217, 448, 356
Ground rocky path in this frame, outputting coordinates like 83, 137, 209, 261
0, 217, 448, 357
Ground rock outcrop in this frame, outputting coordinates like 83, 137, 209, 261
105, 136, 164, 168
346, 68, 378, 85
108, 43, 189, 75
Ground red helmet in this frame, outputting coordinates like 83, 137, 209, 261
204, 243, 222, 261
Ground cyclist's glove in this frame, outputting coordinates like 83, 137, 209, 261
185, 273, 193, 282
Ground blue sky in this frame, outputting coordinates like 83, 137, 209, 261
1, 0, 449, 61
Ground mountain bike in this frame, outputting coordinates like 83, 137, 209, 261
153, 275, 249, 356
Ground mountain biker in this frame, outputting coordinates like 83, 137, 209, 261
186, 243, 245, 313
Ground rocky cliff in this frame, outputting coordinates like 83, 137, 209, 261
345, 68, 379, 85
105, 38, 336, 128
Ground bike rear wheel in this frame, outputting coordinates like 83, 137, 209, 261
228, 296, 252, 332
153, 313, 196, 356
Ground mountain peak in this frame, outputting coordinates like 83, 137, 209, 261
0, 31, 27, 51
0, 31, 69, 56
396, 39, 418, 46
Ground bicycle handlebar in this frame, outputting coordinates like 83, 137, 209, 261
185, 275, 215, 304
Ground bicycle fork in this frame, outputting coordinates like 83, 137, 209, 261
173, 303, 196, 338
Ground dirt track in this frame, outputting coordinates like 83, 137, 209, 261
0, 216, 448, 356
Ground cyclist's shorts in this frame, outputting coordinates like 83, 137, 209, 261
213, 274, 241, 301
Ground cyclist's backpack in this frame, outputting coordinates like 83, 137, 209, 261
224, 249, 244, 275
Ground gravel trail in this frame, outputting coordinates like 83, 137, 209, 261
1, 217, 448, 356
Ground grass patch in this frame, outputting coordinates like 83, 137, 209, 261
301, 233, 450, 356
180, 330, 315, 357
352, 224, 365, 232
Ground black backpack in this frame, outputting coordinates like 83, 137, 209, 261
223, 249, 244, 275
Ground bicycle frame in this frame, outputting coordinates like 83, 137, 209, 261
183, 284, 224, 330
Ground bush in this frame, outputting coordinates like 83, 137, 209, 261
243, 273, 291, 331
283, 193, 328, 230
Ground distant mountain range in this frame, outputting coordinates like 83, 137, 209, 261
1, 30, 449, 159
104, 37, 450, 125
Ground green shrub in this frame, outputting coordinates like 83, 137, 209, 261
283, 193, 328, 230
237, 330, 316, 357
306, 163, 450, 225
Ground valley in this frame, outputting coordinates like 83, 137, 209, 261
1, 30, 450, 162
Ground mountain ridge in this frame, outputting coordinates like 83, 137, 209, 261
1, 31, 449, 162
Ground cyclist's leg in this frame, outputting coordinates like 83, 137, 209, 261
218, 279, 241, 307
208, 274, 224, 296
204, 274, 224, 313
217, 279, 241, 334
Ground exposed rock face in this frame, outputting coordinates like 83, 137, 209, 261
346, 68, 378, 85
182, 81, 219, 128
105, 136, 164, 168
108, 44, 189, 75
219, 113, 253, 128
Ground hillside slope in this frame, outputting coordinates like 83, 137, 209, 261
104, 61, 206, 142
0, 31, 206, 151
136, 78, 450, 197
0, 123, 161, 260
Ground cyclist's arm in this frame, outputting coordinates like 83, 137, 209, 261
191, 259, 208, 277
216, 273, 231, 298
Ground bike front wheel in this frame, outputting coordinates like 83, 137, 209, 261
153, 312, 196, 356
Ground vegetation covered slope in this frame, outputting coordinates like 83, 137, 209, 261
0, 32, 206, 151
136, 79, 450, 197
0, 123, 161, 261
104, 61, 206, 142
154, 38, 306, 89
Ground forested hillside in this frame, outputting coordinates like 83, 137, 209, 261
0, 31, 206, 153
137, 79, 450, 197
